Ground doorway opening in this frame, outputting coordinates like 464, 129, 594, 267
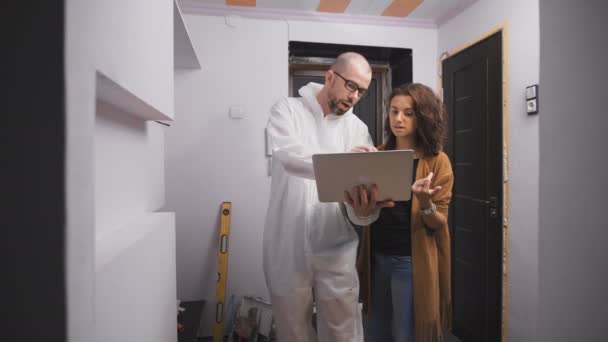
288, 41, 412, 146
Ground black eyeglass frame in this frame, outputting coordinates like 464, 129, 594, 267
332, 70, 368, 98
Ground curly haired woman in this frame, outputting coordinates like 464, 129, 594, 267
345, 83, 454, 342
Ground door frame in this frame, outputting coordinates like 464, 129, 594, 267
438, 23, 510, 342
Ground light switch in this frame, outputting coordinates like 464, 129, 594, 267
525, 84, 539, 115
229, 106, 244, 119
525, 85, 537, 100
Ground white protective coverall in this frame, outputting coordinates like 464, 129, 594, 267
263, 83, 378, 342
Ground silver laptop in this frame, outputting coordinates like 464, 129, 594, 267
312, 150, 415, 203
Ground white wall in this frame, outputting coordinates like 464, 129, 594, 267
95, 212, 176, 342
65, 0, 176, 341
94, 104, 175, 342
168, 14, 287, 336
94, 102, 148, 237
69, 0, 174, 116
438, 0, 540, 340
168, 14, 437, 336
538, 1, 608, 341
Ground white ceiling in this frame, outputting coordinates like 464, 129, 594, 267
179, 0, 478, 26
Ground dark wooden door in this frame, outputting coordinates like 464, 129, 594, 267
442, 32, 503, 342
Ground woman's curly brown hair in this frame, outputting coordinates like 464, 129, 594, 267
384, 83, 447, 156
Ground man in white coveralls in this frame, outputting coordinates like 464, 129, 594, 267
263, 52, 393, 342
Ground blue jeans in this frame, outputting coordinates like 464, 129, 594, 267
364, 253, 414, 342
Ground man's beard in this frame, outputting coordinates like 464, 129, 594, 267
328, 97, 353, 115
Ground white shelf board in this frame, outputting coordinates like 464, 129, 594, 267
95, 212, 176, 342
95, 212, 175, 271
174, 0, 201, 69
96, 72, 174, 121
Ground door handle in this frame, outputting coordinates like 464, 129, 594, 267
488, 197, 497, 208
471, 197, 498, 207
489, 208, 498, 218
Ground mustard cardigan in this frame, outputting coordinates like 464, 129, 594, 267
357, 150, 454, 342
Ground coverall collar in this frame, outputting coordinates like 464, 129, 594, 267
298, 82, 353, 120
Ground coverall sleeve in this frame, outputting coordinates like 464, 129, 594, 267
344, 203, 381, 226
342, 121, 381, 225
266, 98, 316, 180
349, 121, 375, 151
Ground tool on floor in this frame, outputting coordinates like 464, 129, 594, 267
213, 202, 232, 342
230, 296, 275, 342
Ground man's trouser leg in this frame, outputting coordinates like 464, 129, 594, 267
271, 288, 317, 342
314, 262, 363, 342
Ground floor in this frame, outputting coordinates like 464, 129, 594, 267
198, 333, 462, 341
446, 333, 463, 342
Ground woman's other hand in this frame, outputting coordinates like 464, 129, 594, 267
411, 172, 442, 208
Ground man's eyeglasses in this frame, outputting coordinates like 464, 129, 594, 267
332, 71, 368, 98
